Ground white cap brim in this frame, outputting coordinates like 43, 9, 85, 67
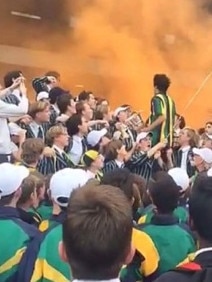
37, 91, 49, 101
168, 168, 189, 191
193, 147, 212, 164
87, 128, 108, 147
136, 132, 152, 143
0, 164, 29, 198
50, 168, 90, 207
114, 106, 129, 117
206, 134, 212, 140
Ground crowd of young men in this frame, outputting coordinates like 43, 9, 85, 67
0, 70, 212, 282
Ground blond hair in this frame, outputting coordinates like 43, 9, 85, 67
46, 125, 67, 145
184, 127, 199, 147
29, 101, 49, 119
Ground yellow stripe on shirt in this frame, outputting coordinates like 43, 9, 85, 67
167, 95, 174, 146
39, 220, 50, 232
0, 247, 26, 274
138, 215, 147, 224
156, 94, 166, 142
177, 253, 196, 267
31, 259, 69, 282
132, 228, 159, 276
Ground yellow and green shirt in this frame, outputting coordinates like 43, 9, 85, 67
149, 93, 176, 146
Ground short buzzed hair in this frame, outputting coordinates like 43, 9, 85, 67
149, 172, 179, 213
63, 184, 132, 280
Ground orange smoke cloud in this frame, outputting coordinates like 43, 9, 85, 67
1, 1, 212, 127
63, 0, 212, 127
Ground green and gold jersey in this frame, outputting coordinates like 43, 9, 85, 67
149, 94, 176, 146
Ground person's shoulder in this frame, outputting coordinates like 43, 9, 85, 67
132, 226, 156, 249
152, 94, 164, 100
151, 95, 164, 107
176, 222, 195, 238
44, 223, 62, 241
13, 216, 41, 238
155, 270, 190, 282
133, 151, 146, 157
132, 227, 160, 276
39, 224, 62, 254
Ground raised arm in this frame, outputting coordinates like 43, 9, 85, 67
0, 96, 29, 118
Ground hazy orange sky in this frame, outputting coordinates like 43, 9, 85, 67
3, 0, 212, 127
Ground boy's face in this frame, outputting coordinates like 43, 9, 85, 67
117, 145, 127, 158
68, 99, 76, 115
126, 108, 131, 118
118, 110, 128, 123
88, 94, 96, 110
79, 117, 88, 134
154, 86, 159, 95
11, 134, 20, 145
179, 129, 189, 145
37, 106, 50, 123
193, 154, 204, 167
38, 185, 46, 202
31, 189, 39, 208
56, 130, 69, 147
83, 103, 93, 121
138, 136, 152, 152
93, 154, 104, 170
205, 123, 212, 135
100, 136, 111, 148
201, 137, 212, 150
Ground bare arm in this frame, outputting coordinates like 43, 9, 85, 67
124, 143, 137, 162
148, 115, 166, 131
12, 142, 23, 162
9, 115, 32, 124
0, 77, 24, 99
0, 87, 13, 99
147, 140, 167, 158
11, 130, 26, 162
144, 96, 166, 132
166, 148, 174, 169
0, 97, 29, 118
154, 151, 165, 169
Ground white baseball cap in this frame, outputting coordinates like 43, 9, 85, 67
87, 128, 107, 147
136, 132, 152, 143
168, 168, 189, 191
193, 148, 212, 164
36, 91, 49, 101
113, 106, 129, 117
0, 163, 29, 198
49, 168, 90, 207
206, 134, 212, 140
8, 122, 22, 136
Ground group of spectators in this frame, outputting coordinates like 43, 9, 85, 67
0, 69, 212, 282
